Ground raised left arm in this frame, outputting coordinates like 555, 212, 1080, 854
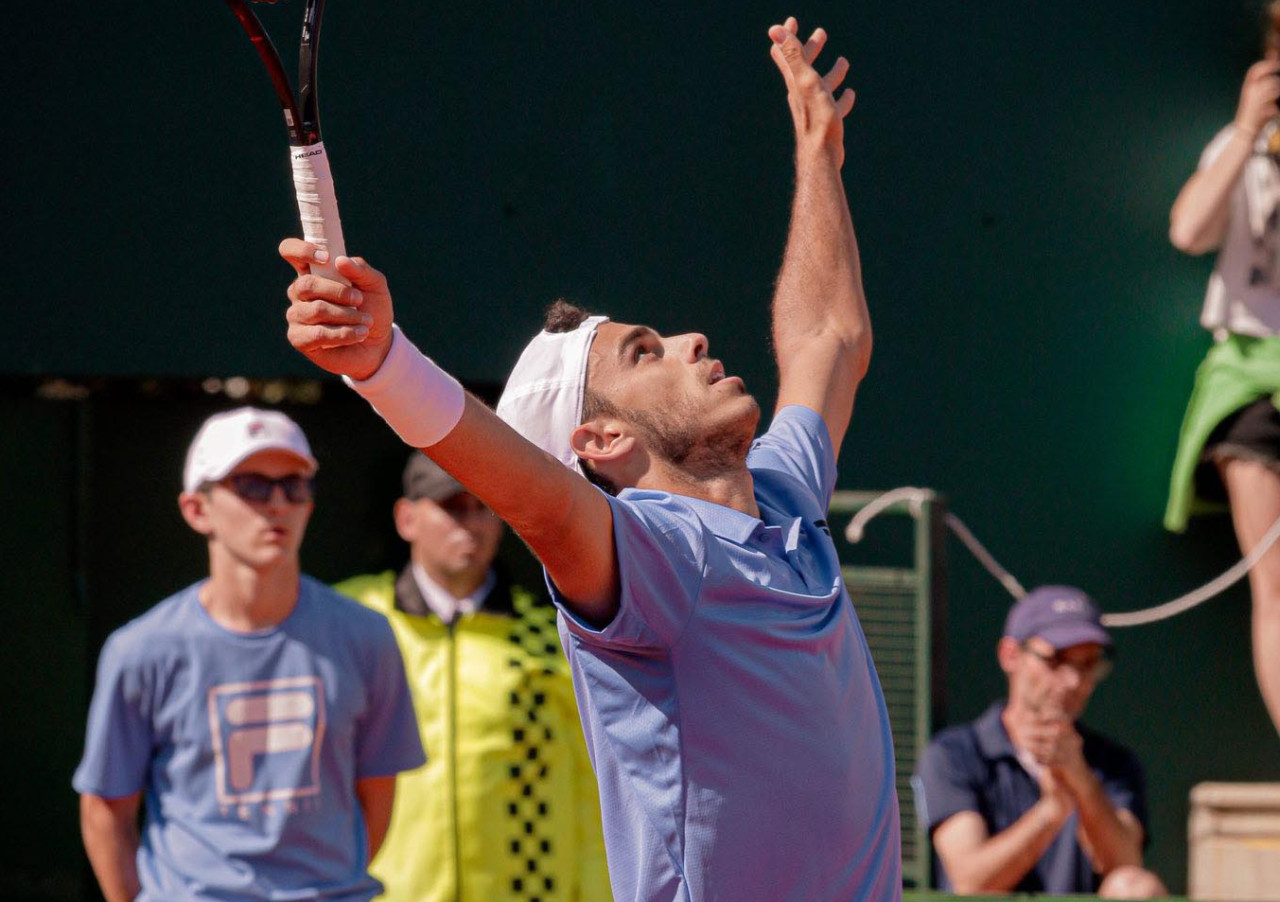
768, 17, 870, 458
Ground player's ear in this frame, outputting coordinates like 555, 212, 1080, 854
178, 491, 213, 536
571, 419, 636, 465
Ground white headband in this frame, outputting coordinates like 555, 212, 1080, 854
496, 315, 609, 475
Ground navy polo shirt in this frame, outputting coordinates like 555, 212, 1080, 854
912, 702, 1147, 894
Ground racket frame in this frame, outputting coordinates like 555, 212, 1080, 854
221, 0, 347, 276
222, 0, 326, 147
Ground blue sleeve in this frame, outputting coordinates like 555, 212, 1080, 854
747, 405, 838, 508
913, 731, 984, 834
550, 492, 706, 651
354, 615, 427, 778
72, 632, 153, 798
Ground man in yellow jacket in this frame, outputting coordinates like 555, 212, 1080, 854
336, 452, 610, 902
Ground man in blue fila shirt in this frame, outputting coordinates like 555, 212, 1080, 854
278, 17, 901, 902
74, 407, 425, 902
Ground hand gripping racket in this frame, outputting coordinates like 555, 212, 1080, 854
223, 0, 346, 281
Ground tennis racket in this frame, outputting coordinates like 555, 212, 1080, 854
222, 0, 346, 281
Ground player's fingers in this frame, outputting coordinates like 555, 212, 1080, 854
334, 255, 389, 294
278, 238, 329, 276
288, 273, 366, 308
772, 28, 811, 80
287, 321, 370, 352
286, 298, 371, 328
835, 87, 856, 118
823, 56, 850, 93
768, 39, 797, 90
803, 27, 828, 65
784, 16, 798, 35
1248, 58, 1280, 84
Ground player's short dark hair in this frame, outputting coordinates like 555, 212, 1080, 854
543, 299, 593, 333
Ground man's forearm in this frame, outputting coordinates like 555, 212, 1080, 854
772, 148, 869, 371
80, 795, 142, 902
1169, 129, 1251, 254
1063, 769, 1143, 874
769, 145, 870, 454
355, 776, 397, 862
944, 802, 1069, 894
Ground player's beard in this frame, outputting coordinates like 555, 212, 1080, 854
630, 395, 761, 480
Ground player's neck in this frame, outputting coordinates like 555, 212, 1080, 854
643, 461, 760, 518
202, 554, 301, 632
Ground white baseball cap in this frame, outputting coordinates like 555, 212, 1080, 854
182, 407, 318, 493
496, 315, 609, 475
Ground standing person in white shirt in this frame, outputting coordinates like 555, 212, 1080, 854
1166, 0, 1280, 741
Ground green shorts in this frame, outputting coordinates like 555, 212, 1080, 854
1165, 334, 1280, 532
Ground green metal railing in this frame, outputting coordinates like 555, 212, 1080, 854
830, 490, 948, 890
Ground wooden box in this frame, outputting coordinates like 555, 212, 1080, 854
1189, 782, 1280, 900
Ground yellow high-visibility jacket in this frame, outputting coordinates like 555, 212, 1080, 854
335, 568, 611, 902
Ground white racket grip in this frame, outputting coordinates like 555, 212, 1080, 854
290, 141, 348, 283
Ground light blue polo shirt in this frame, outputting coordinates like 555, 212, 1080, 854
551, 405, 902, 902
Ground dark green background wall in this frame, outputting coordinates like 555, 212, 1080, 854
5, 1, 1279, 897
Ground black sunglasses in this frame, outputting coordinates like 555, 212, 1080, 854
1020, 641, 1114, 682
214, 473, 317, 504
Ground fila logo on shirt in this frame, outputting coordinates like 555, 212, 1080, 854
208, 676, 326, 818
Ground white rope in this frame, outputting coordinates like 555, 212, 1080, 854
943, 512, 1027, 601
844, 487, 1026, 599
842, 486, 1280, 629
1101, 509, 1280, 627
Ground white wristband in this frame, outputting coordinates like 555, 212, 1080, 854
343, 326, 466, 448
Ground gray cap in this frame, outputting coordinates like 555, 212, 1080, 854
1003, 585, 1112, 650
402, 452, 465, 502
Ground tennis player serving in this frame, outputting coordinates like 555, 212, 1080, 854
281, 18, 901, 902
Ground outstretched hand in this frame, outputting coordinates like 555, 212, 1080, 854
768, 17, 855, 167
278, 239, 396, 381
